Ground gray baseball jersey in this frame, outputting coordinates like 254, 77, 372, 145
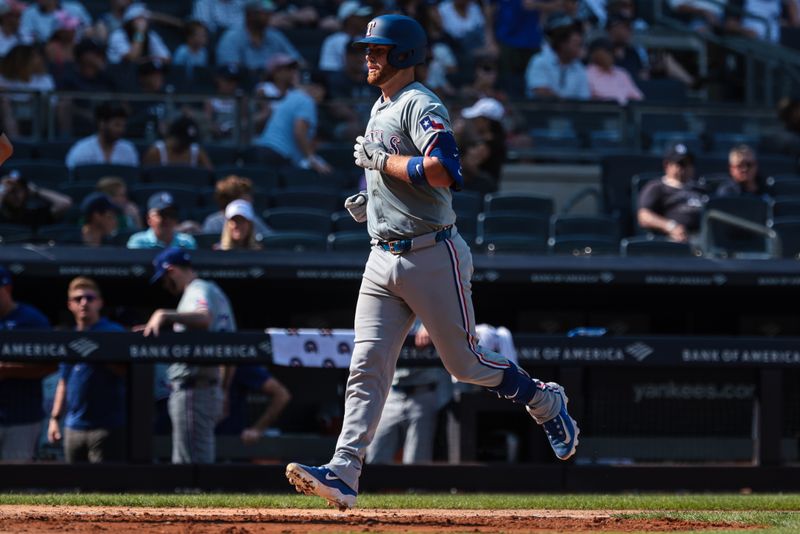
363, 82, 458, 241
167, 278, 237, 381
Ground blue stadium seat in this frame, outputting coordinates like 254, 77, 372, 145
620, 236, 695, 257
260, 231, 328, 252
702, 196, 771, 257
213, 165, 280, 190
142, 166, 215, 187
551, 215, 621, 240
271, 187, 341, 212
0, 223, 33, 243
476, 212, 549, 254
33, 223, 84, 245
771, 197, 800, 219
771, 218, 800, 258
262, 207, 332, 234
483, 192, 554, 218
72, 164, 141, 184
548, 236, 619, 256
327, 231, 371, 252
7, 160, 70, 187
331, 211, 366, 233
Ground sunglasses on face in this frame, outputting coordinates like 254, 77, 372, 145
70, 294, 97, 303
732, 161, 756, 170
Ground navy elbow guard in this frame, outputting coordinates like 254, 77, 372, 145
424, 132, 463, 189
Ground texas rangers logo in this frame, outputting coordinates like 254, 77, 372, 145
366, 21, 376, 36
419, 116, 445, 131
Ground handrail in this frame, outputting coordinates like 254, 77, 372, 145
701, 209, 781, 258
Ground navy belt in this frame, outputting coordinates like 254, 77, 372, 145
377, 226, 452, 255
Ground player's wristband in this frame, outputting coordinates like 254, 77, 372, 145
407, 156, 427, 186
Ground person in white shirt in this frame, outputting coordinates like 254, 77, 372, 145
107, 2, 170, 64
191, 0, 246, 34
65, 102, 139, 168
438, 0, 486, 53
19, 0, 91, 43
318, 1, 372, 72
0, 0, 23, 57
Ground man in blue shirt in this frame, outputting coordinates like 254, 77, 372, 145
215, 0, 303, 71
127, 191, 197, 249
525, 14, 590, 100
0, 265, 54, 462
216, 365, 291, 447
47, 277, 127, 463
252, 72, 331, 173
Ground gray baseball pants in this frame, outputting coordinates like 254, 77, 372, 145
366, 386, 438, 464
326, 230, 558, 491
168, 384, 223, 464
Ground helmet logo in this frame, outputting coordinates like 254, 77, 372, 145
366, 20, 376, 36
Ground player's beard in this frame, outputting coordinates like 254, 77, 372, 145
367, 62, 399, 86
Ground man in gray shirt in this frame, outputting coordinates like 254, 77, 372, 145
138, 247, 236, 464
286, 14, 579, 511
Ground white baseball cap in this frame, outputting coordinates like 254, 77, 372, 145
122, 3, 150, 23
461, 97, 505, 121
338, 1, 372, 21
225, 199, 255, 221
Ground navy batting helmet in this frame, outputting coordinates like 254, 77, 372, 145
353, 14, 427, 69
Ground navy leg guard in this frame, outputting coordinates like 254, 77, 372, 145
486, 361, 543, 405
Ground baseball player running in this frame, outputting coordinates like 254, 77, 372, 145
286, 14, 579, 510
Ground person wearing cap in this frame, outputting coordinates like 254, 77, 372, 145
255, 52, 299, 99
65, 102, 139, 168
716, 144, 768, 198
47, 276, 128, 463
586, 37, 642, 105
217, 199, 262, 250
173, 20, 209, 70
96, 175, 143, 230
0, 265, 54, 462
107, 2, 170, 64
0, 0, 24, 58
638, 142, 708, 243
0, 168, 73, 227
191, 0, 247, 34
80, 191, 120, 246
524, 14, 590, 100
456, 97, 507, 194
126, 191, 197, 249
318, 1, 372, 72
215, 0, 303, 71
19, 0, 90, 44
252, 70, 331, 173
204, 63, 245, 140
137, 247, 236, 464
201, 174, 271, 236
142, 116, 213, 169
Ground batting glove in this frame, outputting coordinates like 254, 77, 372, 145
354, 136, 388, 171
344, 190, 368, 223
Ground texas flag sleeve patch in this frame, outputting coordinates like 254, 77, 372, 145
419, 115, 445, 131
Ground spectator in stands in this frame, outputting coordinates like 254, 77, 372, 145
127, 59, 170, 139
139, 247, 236, 464
252, 71, 331, 174
586, 37, 643, 104
768, 96, 800, 155
127, 191, 198, 249
438, 0, 487, 55
638, 142, 708, 243
44, 10, 81, 84
0, 43, 55, 93
525, 15, 590, 100
458, 53, 507, 102
216, 364, 291, 446
668, 0, 725, 33
318, 1, 372, 73
215, 0, 303, 71
107, 2, 171, 65
20, 0, 91, 44
268, 0, 319, 29
202, 174, 271, 236
47, 277, 127, 463
0, 265, 54, 462
729, 0, 798, 42
0, 0, 24, 58
96, 176, 143, 230
483, 0, 567, 75
455, 97, 506, 194
256, 52, 299, 99
173, 20, 209, 71
216, 199, 262, 250
57, 39, 116, 136
94, 0, 131, 43
65, 102, 139, 168
202, 64, 246, 141
716, 144, 768, 197
0, 169, 73, 227
80, 192, 120, 247
142, 116, 213, 169
606, 11, 696, 88
192, 0, 247, 34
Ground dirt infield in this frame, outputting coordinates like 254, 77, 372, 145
0, 505, 755, 533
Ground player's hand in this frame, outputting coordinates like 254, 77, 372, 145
134, 310, 167, 337
241, 427, 261, 445
354, 136, 388, 171
47, 418, 61, 443
344, 190, 368, 223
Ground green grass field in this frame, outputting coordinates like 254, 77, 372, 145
1, 493, 799, 533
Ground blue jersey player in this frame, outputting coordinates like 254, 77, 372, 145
286, 14, 579, 510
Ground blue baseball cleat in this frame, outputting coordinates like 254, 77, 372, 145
527, 382, 580, 460
285, 462, 357, 511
